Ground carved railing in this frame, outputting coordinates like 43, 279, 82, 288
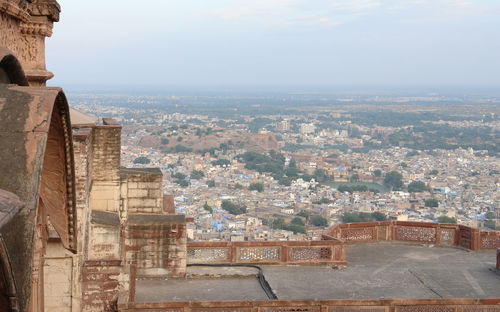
326, 221, 500, 250
118, 297, 500, 312
187, 238, 346, 265
480, 231, 500, 250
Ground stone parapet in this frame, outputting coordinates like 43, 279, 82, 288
91, 121, 121, 183
124, 214, 187, 278
187, 237, 346, 265
118, 297, 500, 312
327, 221, 499, 251
120, 168, 164, 215
82, 260, 127, 312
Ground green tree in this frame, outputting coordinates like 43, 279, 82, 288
350, 173, 360, 182
424, 198, 439, 207
175, 144, 192, 153
234, 183, 243, 189
341, 211, 386, 223
207, 180, 216, 187
338, 185, 368, 194
219, 143, 230, 151
485, 211, 497, 230
161, 138, 169, 145
408, 181, 427, 193
191, 170, 205, 180
177, 179, 190, 187
438, 215, 456, 224
221, 200, 247, 215
373, 169, 382, 177
133, 156, 151, 164
313, 197, 330, 204
314, 168, 328, 182
283, 223, 306, 234
297, 210, 310, 219
384, 171, 403, 191
291, 217, 305, 226
279, 176, 292, 186
249, 182, 264, 192
311, 215, 328, 227
172, 172, 186, 180
430, 169, 439, 176
372, 212, 387, 221
203, 202, 213, 214
177, 136, 183, 142
211, 159, 231, 167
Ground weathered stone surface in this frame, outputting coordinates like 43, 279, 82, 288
125, 219, 187, 278
0, 84, 76, 311
0, 189, 23, 229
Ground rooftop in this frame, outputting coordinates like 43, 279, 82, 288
135, 242, 498, 302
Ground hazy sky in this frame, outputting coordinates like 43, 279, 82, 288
47, 0, 500, 88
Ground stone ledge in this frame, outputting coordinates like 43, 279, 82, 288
91, 210, 120, 227
127, 214, 186, 224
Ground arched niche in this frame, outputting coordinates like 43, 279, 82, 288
0, 190, 23, 312
0, 47, 28, 86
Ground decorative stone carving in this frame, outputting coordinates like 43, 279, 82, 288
330, 307, 386, 312
193, 308, 252, 312
395, 226, 436, 243
0, 0, 30, 22
28, 0, 60, 21
261, 307, 320, 312
463, 306, 500, 312
289, 247, 332, 261
396, 306, 455, 312
187, 248, 230, 263
0, 0, 59, 85
238, 247, 280, 261
20, 21, 52, 36
480, 235, 500, 249
0, 13, 39, 69
439, 229, 455, 246
341, 228, 375, 241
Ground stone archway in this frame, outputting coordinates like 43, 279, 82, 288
0, 236, 18, 312
0, 47, 29, 86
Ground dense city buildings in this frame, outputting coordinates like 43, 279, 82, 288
67, 93, 500, 243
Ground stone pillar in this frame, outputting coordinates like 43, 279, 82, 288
91, 119, 122, 213
71, 128, 95, 312
0, 0, 61, 86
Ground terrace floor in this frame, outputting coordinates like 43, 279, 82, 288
135, 242, 499, 302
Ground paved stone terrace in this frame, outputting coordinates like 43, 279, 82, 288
135, 242, 499, 302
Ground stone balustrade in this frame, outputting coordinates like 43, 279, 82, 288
118, 297, 500, 312
187, 238, 346, 265
327, 221, 500, 250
